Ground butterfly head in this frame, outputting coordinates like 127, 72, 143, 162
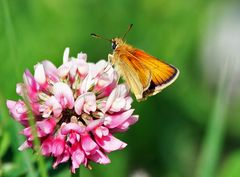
111, 38, 124, 50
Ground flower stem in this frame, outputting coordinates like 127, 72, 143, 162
28, 111, 49, 177
195, 60, 235, 177
1, 0, 20, 80
23, 94, 49, 177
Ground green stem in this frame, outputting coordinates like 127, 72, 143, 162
1, 0, 20, 80
24, 95, 49, 177
0, 94, 37, 177
195, 61, 234, 177
1, 0, 47, 176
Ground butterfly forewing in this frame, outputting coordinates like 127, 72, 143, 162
132, 50, 179, 91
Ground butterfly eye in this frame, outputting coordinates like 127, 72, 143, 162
112, 41, 117, 50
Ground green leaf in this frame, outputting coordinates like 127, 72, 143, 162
2, 162, 27, 177
218, 150, 240, 177
0, 131, 10, 158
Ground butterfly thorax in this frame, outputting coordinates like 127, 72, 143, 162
112, 38, 134, 51
111, 38, 134, 64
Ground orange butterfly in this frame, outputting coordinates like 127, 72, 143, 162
91, 24, 179, 101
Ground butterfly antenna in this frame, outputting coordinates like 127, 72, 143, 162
122, 24, 133, 39
90, 33, 111, 42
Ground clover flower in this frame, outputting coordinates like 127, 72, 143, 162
6, 48, 138, 173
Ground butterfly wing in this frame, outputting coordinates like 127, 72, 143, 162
110, 53, 151, 100
130, 49, 179, 98
111, 42, 179, 101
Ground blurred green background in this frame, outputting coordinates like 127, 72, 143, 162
1, 0, 240, 177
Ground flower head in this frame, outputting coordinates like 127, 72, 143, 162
6, 48, 138, 173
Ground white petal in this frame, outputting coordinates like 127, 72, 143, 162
63, 47, 70, 64
34, 63, 46, 84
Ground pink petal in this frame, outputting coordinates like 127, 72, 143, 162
23, 70, 40, 102
97, 100, 107, 112
110, 97, 126, 112
95, 72, 113, 90
67, 132, 80, 145
95, 133, 127, 153
86, 118, 104, 132
97, 80, 117, 98
89, 60, 107, 77
112, 115, 139, 132
38, 118, 56, 133
41, 137, 53, 156
21, 127, 32, 137
22, 119, 55, 140
104, 109, 134, 129
53, 82, 74, 109
81, 134, 98, 155
75, 92, 96, 115
30, 102, 41, 115
123, 97, 133, 110
69, 63, 77, 82
83, 93, 96, 114
94, 126, 109, 138
88, 150, 110, 164
80, 74, 94, 94
6, 100, 28, 125
74, 95, 84, 115
23, 70, 40, 92
57, 62, 71, 78
52, 138, 65, 157
75, 59, 88, 77
42, 60, 59, 82
104, 84, 129, 113
71, 144, 86, 173
61, 123, 85, 135
53, 146, 70, 168
40, 96, 62, 118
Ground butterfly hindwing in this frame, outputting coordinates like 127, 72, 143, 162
128, 49, 179, 99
